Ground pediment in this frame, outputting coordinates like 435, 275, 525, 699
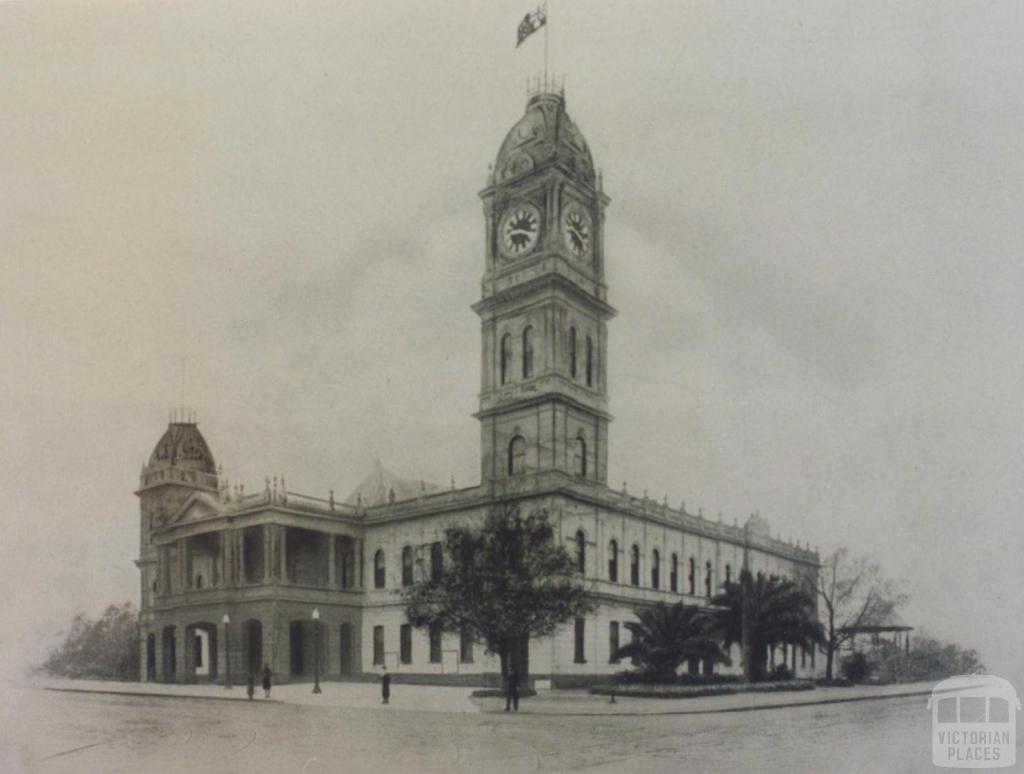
168, 491, 223, 524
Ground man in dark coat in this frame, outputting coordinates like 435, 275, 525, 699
380, 666, 391, 705
505, 668, 520, 712
261, 664, 273, 699
246, 672, 255, 701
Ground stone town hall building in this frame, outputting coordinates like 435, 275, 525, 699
136, 86, 820, 687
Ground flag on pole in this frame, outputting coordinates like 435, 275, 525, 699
516, 5, 547, 48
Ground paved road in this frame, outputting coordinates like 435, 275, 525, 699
0, 686, 986, 773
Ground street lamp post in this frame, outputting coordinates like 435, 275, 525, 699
222, 613, 232, 689
312, 608, 322, 694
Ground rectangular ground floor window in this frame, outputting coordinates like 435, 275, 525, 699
400, 624, 412, 664
373, 625, 384, 665
609, 621, 620, 663
460, 626, 474, 663
574, 617, 586, 663
429, 623, 442, 663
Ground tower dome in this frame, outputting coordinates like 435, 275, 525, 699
492, 90, 595, 186
145, 420, 217, 475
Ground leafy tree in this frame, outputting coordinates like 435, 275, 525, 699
816, 548, 908, 680
41, 602, 139, 681
614, 602, 728, 682
869, 635, 984, 683
403, 504, 592, 687
711, 569, 823, 682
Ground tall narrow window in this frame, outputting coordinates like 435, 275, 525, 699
460, 626, 474, 663
688, 557, 695, 595
430, 541, 443, 581
670, 554, 679, 593
522, 326, 534, 378
574, 436, 587, 477
651, 549, 660, 589
508, 435, 526, 476
500, 333, 512, 385
585, 336, 594, 387
400, 624, 412, 664
575, 530, 586, 575
609, 622, 620, 663
569, 327, 577, 378
574, 617, 586, 663
374, 550, 386, 589
429, 623, 442, 663
373, 625, 385, 665
705, 561, 713, 597
401, 546, 413, 586
630, 545, 640, 586
607, 540, 618, 582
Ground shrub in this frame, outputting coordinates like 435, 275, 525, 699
771, 664, 793, 682
869, 637, 984, 683
840, 652, 871, 683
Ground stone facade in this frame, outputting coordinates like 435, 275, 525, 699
136, 87, 820, 686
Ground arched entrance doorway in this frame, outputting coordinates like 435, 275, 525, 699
145, 633, 156, 681
161, 625, 177, 683
185, 622, 218, 683
243, 619, 263, 677
339, 622, 353, 677
289, 620, 306, 677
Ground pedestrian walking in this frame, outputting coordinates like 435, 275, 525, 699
505, 667, 520, 712
261, 663, 273, 699
380, 665, 391, 705
246, 672, 255, 701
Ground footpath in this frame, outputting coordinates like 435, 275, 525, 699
31, 676, 937, 717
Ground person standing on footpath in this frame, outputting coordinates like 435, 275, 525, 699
246, 671, 255, 701
261, 663, 273, 699
505, 667, 520, 712
380, 666, 391, 705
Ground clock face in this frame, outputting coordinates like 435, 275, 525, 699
499, 205, 541, 258
562, 205, 592, 258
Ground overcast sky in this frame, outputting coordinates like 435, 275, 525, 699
1, 1, 1022, 681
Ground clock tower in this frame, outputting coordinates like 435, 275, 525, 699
474, 87, 615, 488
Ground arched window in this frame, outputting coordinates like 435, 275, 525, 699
585, 336, 594, 387
373, 550, 386, 589
688, 557, 696, 595
705, 561, 713, 597
670, 554, 679, 592
574, 436, 587, 477
569, 327, 577, 378
607, 540, 618, 582
508, 435, 526, 476
651, 550, 660, 590
630, 544, 640, 586
401, 546, 413, 586
575, 530, 586, 575
500, 334, 512, 385
522, 326, 534, 378
430, 541, 444, 581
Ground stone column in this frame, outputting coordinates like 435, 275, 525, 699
263, 524, 272, 583
139, 627, 148, 683
175, 625, 188, 684
219, 619, 231, 686
217, 532, 226, 587
279, 526, 288, 583
357, 539, 365, 589
327, 535, 337, 588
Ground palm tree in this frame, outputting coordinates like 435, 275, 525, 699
614, 602, 728, 682
711, 569, 823, 682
